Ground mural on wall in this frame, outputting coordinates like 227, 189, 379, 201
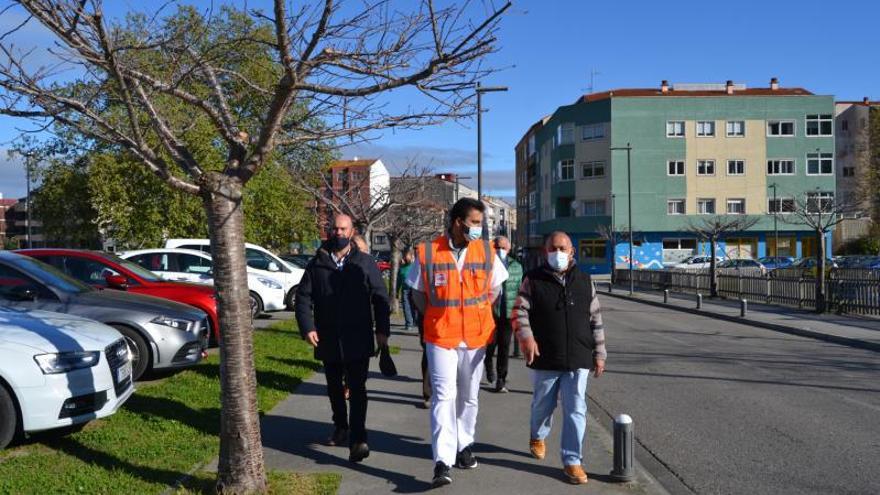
613, 242, 664, 269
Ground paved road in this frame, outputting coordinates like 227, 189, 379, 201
592, 296, 880, 495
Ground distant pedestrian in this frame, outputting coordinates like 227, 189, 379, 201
353, 234, 370, 253
512, 231, 606, 485
295, 214, 391, 463
408, 198, 508, 487
484, 235, 523, 393
397, 249, 416, 331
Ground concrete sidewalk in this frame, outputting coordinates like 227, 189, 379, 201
601, 284, 880, 352
260, 325, 670, 495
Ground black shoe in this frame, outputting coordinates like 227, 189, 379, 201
325, 427, 348, 446
495, 379, 508, 393
486, 370, 496, 384
454, 445, 478, 469
432, 461, 452, 487
349, 442, 370, 463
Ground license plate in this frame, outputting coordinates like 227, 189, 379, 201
116, 361, 132, 383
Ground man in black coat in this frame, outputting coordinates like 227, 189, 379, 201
295, 213, 391, 463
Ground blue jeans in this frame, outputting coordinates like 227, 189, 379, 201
530, 369, 589, 466
401, 288, 414, 327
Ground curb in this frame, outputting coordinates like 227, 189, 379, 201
600, 289, 880, 354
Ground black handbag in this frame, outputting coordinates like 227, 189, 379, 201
378, 344, 397, 377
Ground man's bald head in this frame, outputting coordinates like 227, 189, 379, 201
494, 236, 511, 251
545, 231, 573, 255
332, 213, 353, 230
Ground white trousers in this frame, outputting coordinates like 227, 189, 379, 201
426, 342, 486, 466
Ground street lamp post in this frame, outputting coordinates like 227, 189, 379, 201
610, 193, 616, 284
25, 158, 32, 249
610, 143, 634, 296
769, 183, 778, 256
476, 82, 508, 198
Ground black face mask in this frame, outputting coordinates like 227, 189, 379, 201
329, 235, 351, 251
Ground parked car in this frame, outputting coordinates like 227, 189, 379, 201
756, 256, 796, 271
857, 256, 880, 269
17, 249, 221, 346
120, 248, 286, 318
835, 255, 880, 269
0, 251, 208, 381
666, 255, 723, 270
280, 254, 312, 269
790, 257, 838, 277
164, 239, 303, 309
0, 308, 135, 449
717, 258, 767, 275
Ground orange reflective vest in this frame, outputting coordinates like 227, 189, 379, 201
418, 235, 496, 349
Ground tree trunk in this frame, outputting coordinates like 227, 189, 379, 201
389, 237, 401, 314
203, 172, 267, 494
709, 236, 718, 298
816, 228, 827, 313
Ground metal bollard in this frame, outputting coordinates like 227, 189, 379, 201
663, 289, 669, 304
740, 299, 747, 317
608, 281, 613, 293
696, 293, 703, 310
610, 414, 635, 482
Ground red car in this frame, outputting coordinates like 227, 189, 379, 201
16, 249, 220, 345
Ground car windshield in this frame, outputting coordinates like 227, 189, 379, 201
11, 255, 93, 294
100, 253, 162, 282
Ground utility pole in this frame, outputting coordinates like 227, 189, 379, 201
610, 143, 634, 296
769, 182, 778, 256
475, 82, 508, 198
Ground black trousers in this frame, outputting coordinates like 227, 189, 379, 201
323, 358, 370, 444
485, 316, 512, 382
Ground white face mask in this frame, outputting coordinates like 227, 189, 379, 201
547, 251, 569, 271
466, 225, 482, 241
498, 249, 508, 260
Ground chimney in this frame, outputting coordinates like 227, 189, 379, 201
725, 80, 734, 95
661, 80, 669, 94
770, 77, 779, 91
864, 97, 871, 105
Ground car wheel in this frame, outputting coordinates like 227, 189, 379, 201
111, 324, 150, 382
250, 291, 264, 319
285, 286, 297, 310
0, 383, 19, 450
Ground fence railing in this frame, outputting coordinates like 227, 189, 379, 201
614, 268, 880, 316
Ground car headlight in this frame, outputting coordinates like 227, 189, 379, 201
257, 277, 283, 290
33, 351, 101, 374
151, 315, 193, 331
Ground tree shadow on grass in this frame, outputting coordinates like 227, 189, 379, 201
186, 360, 321, 396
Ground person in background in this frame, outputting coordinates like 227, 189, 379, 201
397, 249, 416, 332
408, 198, 508, 487
483, 235, 523, 393
295, 214, 391, 463
353, 234, 370, 253
409, 246, 432, 409
512, 231, 606, 485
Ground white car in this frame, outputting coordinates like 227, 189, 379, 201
0, 307, 134, 449
119, 248, 286, 317
667, 256, 724, 270
164, 239, 304, 308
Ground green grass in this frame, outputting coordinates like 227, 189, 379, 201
0, 319, 326, 495
176, 471, 341, 495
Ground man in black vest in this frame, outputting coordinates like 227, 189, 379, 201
512, 231, 606, 485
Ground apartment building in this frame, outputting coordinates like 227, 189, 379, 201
516, 79, 836, 273
833, 98, 878, 248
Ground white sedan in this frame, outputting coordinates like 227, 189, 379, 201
0, 307, 134, 449
119, 248, 287, 317
667, 256, 724, 270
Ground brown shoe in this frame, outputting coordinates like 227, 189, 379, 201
563, 464, 589, 485
529, 439, 546, 460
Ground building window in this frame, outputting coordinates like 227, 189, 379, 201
559, 159, 575, 181
726, 120, 745, 137
666, 120, 685, 137
767, 159, 795, 175
527, 134, 536, 156
528, 191, 536, 209
579, 239, 607, 263
697, 198, 716, 215
726, 198, 746, 214
806, 152, 833, 175
663, 238, 697, 250
581, 123, 605, 140
580, 161, 605, 179
842, 167, 856, 177
805, 114, 833, 136
557, 123, 574, 146
697, 159, 715, 176
807, 191, 834, 213
667, 160, 685, 176
767, 120, 795, 136
841, 119, 849, 132
768, 197, 795, 214
727, 159, 745, 176
697, 121, 715, 137
582, 199, 606, 216
667, 199, 686, 215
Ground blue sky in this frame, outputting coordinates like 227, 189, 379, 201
2, 0, 879, 200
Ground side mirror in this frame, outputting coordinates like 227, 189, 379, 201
9, 285, 38, 301
105, 274, 129, 290
267, 261, 280, 272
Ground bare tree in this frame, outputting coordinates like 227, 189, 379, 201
782, 193, 852, 312
0, 1, 510, 492
685, 215, 759, 297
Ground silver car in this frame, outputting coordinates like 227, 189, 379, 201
0, 251, 207, 381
